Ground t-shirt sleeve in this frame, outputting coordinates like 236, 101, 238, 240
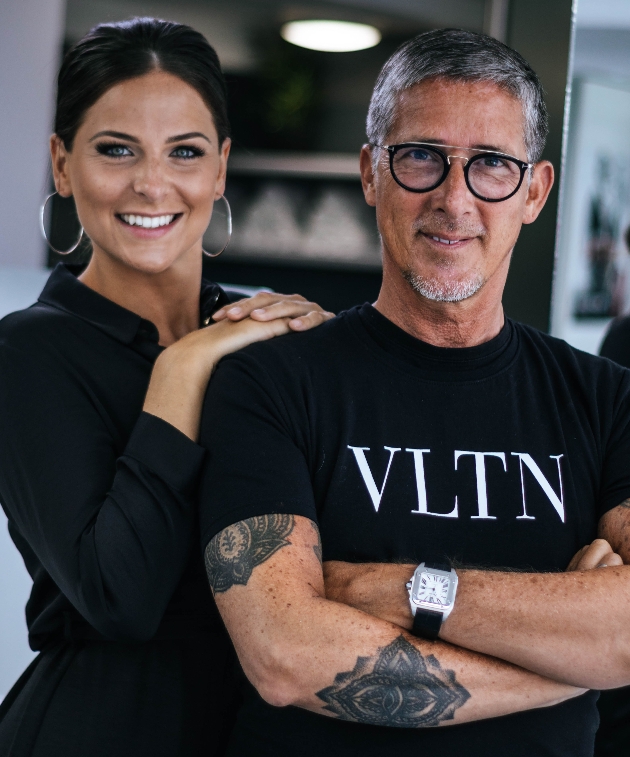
599, 368, 630, 517
198, 349, 317, 551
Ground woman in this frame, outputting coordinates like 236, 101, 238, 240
0, 17, 332, 757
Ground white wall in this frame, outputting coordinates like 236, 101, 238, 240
0, 0, 66, 699
0, 269, 51, 699
0, 0, 66, 268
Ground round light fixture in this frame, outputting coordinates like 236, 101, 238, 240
280, 20, 381, 53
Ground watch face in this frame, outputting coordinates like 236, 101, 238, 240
415, 572, 451, 606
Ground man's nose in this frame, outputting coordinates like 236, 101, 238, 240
431, 158, 474, 214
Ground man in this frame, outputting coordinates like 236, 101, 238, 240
199, 29, 630, 756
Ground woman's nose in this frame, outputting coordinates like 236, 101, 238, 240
132, 159, 169, 201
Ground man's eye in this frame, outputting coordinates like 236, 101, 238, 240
96, 143, 133, 158
171, 146, 204, 159
482, 156, 505, 168
408, 149, 433, 161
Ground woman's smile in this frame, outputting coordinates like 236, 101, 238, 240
116, 212, 182, 238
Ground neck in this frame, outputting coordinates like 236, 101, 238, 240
374, 254, 509, 348
79, 247, 203, 347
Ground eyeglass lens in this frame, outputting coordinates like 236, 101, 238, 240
391, 145, 523, 200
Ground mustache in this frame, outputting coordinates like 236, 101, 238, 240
412, 214, 486, 239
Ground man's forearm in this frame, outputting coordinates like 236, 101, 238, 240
324, 555, 630, 690
440, 566, 630, 689
209, 515, 583, 729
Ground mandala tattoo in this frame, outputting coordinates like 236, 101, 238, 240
316, 636, 470, 727
205, 514, 295, 593
312, 522, 323, 564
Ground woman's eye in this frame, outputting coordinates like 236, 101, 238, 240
96, 143, 133, 158
171, 146, 204, 159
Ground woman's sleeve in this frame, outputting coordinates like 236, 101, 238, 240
0, 340, 205, 641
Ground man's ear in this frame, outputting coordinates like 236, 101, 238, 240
360, 144, 377, 207
522, 160, 554, 225
50, 134, 73, 198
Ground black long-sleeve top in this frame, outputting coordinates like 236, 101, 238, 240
0, 264, 241, 757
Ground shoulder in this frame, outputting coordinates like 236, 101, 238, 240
513, 320, 630, 396
217, 308, 356, 376
0, 300, 73, 355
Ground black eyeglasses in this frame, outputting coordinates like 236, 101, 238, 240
373, 143, 533, 203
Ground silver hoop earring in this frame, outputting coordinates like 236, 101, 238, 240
202, 195, 232, 258
40, 192, 84, 255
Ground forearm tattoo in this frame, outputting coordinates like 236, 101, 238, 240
205, 514, 295, 593
312, 522, 323, 564
316, 636, 470, 727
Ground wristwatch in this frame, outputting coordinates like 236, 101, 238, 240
406, 562, 458, 640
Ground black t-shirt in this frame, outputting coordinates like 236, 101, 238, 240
199, 303, 630, 757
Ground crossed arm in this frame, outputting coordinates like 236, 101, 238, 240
323, 502, 630, 690
206, 514, 584, 729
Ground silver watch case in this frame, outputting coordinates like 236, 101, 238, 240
406, 562, 458, 620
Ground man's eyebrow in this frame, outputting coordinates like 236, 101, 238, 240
405, 138, 511, 153
166, 132, 211, 144
89, 130, 140, 143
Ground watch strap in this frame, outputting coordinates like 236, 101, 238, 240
412, 608, 443, 639
410, 562, 451, 640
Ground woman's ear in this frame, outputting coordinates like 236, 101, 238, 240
214, 138, 232, 200
50, 134, 73, 198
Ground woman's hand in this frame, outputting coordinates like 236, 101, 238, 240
143, 292, 334, 441
213, 291, 334, 333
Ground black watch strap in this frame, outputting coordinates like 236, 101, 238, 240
410, 562, 450, 640
412, 608, 443, 639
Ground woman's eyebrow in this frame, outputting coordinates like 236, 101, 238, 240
89, 130, 139, 143
166, 132, 211, 144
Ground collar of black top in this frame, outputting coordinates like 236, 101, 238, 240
38, 263, 225, 345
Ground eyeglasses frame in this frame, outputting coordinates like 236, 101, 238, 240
372, 142, 534, 203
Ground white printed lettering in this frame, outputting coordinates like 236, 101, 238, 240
511, 453, 565, 522
454, 451, 507, 520
348, 446, 401, 513
406, 448, 458, 517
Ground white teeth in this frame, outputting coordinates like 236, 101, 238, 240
120, 214, 175, 228
431, 235, 460, 245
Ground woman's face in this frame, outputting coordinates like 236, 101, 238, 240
51, 69, 230, 274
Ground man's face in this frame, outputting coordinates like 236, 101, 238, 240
361, 78, 553, 304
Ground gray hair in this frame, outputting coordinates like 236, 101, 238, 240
367, 29, 548, 163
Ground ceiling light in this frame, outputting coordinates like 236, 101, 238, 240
280, 20, 381, 53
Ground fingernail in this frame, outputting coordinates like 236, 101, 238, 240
213, 308, 225, 318
252, 308, 265, 315
228, 307, 242, 315
597, 563, 608, 568
291, 319, 303, 328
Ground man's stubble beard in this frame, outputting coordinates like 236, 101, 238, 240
401, 214, 488, 303
402, 267, 486, 303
